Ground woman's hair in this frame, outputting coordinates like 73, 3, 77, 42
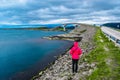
74, 38, 80, 42
74, 37, 82, 42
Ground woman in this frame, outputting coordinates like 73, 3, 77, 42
70, 41, 82, 73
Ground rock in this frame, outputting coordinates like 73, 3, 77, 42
91, 63, 96, 68
89, 69, 93, 74
34, 24, 97, 80
82, 71, 89, 75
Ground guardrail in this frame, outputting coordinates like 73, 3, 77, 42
101, 27, 120, 47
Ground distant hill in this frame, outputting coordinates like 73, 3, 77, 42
102, 23, 120, 29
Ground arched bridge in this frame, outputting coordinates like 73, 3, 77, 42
60, 23, 81, 31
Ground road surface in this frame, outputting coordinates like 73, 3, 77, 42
101, 26, 120, 45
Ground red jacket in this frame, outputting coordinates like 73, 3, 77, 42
70, 42, 82, 59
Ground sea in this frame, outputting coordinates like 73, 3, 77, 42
0, 26, 73, 80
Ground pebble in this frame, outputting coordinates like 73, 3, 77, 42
35, 24, 97, 80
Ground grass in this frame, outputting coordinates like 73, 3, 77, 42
85, 28, 120, 80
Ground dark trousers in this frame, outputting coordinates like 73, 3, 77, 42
72, 59, 79, 73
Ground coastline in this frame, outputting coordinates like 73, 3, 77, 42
10, 40, 73, 80
32, 41, 73, 79
1, 25, 74, 80
33, 24, 97, 80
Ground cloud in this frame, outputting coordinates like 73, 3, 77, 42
29, 19, 70, 24
0, 0, 30, 8
0, 21, 22, 25
27, 5, 91, 22
0, 0, 120, 25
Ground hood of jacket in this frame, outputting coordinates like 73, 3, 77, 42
74, 42, 79, 47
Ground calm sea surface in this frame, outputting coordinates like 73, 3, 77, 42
0, 30, 73, 80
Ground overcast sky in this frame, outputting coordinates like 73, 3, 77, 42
0, 0, 120, 25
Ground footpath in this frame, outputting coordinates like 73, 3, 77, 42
33, 24, 97, 80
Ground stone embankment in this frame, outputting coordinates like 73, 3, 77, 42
43, 24, 86, 41
34, 24, 97, 80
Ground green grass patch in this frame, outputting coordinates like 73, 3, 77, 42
85, 28, 120, 80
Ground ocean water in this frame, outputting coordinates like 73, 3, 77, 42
0, 30, 73, 80
0, 24, 62, 28
0, 24, 74, 28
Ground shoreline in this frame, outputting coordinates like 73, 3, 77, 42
32, 42, 73, 79
31, 25, 82, 79
10, 40, 73, 80
33, 24, 97, 80
31, 26, 81, 79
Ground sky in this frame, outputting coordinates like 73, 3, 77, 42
0, 0, 120, 25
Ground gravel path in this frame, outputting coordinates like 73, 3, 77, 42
34, 24, 97, 80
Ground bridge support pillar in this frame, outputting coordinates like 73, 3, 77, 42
62, 25, 66, 31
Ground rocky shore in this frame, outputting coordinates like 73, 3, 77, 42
33, 24, 97, 80
43, 24, 86, 41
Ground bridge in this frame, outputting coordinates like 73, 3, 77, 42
60, 23, 81, 31
101, 26, 120, 46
